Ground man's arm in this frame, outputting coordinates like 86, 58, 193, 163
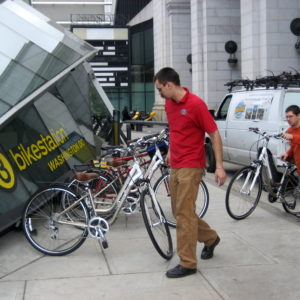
208, 130, 227, 185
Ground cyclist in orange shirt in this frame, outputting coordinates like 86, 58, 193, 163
281, 105, 300, 195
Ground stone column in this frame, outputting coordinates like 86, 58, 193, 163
241, 0, 300, 79
191, 0, 240, 109
152, 0, 191, 121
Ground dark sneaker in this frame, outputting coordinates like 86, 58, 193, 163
166, 265, 197, 278
201, 236, 220, 260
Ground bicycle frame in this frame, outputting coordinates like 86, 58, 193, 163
247, 130, 295, 198
57, 142, 166, 228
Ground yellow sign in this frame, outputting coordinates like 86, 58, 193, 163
0, 152, 15, 189
9, 127, 68, 171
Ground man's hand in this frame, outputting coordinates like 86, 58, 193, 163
282, 133, 293, 140
215, 167, 227, 186
280, 152, 289, 161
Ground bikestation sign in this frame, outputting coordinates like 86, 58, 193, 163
0, 126, 91, 191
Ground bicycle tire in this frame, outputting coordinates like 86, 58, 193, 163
140, 187, 173, 260
281, 175, 300, 215
22, 184, 90, 256
226, 166, 262, 220
153, 173, 209, 228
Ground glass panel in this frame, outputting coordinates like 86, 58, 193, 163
0, 24, 67, 80
145, 91, 154, 113
52, 42, 82, 66
145, 64, 154, 83
145, 82, 154, 92
55, 73, 91, 127
131, 32, 144, 65
34, 93, 96, 165
0, 54, 45, 107
0, 100, 10, 116
217, 95, 232, 119
132, 92, 145, 112
132, 82, 145, 92
144, 28, 154, 64
282, 92, 300, 120
0, 4, 63, 54
131, 65, 145, 83
18, 42, 68, 80
119, 92, 130, 112
1, 106, 70, 187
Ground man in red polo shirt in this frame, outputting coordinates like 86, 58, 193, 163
154, 67, 227, 278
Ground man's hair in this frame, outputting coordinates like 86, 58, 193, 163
285, 105, 300, 115
153, 67, 180, 86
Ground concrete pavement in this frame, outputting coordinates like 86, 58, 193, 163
1, 128, 300, 299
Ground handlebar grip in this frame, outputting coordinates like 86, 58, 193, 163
249, 127, 259, 132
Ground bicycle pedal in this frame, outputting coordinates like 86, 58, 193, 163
102, 240, 109, 249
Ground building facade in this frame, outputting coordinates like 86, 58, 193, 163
30, 0, 300, 119
125, 0, 300, 120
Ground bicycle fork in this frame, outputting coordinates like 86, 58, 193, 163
240, 164, 262, 195
146, 183, 167, 227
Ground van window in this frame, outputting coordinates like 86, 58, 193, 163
282, 92, 300, 120
217, 95, 232, 119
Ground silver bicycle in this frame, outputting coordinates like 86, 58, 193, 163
22, 133, 173, 259
226, 127, 299, 220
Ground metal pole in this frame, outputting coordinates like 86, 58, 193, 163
126, 123, 131, 141
113, 110, 120, 145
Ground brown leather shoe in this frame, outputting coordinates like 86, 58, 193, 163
166, 265, 197, 278
201, 236, 220, 259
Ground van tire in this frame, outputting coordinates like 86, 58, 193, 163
205, 143, 216, 173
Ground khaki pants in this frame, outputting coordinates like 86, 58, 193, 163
170, 168, 218, 269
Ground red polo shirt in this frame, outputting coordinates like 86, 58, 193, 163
165, 88, 217, 168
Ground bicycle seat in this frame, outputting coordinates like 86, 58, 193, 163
106, 159, 127, 167
74, 172, 100, 182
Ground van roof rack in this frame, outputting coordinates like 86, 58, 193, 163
225, 72, 300, 92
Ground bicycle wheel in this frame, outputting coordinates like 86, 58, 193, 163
153, 173, 209, 228
281, 175, 300, 215
140, 187, 173, 260
226, 166, 262, 220
67, 170, 119, 220
23, 184, 90, 256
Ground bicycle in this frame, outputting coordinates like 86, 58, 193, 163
68, 130, 169, 217
225, 127, 299, 220
69, 128, 209, 228
22, 134, 173, 259
78, 127, 209, 227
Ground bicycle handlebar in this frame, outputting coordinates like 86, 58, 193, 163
128, 128, 169, 150
249, 127, 284, 140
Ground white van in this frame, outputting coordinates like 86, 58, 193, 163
205, 86, 300, 172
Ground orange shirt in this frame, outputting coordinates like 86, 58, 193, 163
286, 126, 300, 175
